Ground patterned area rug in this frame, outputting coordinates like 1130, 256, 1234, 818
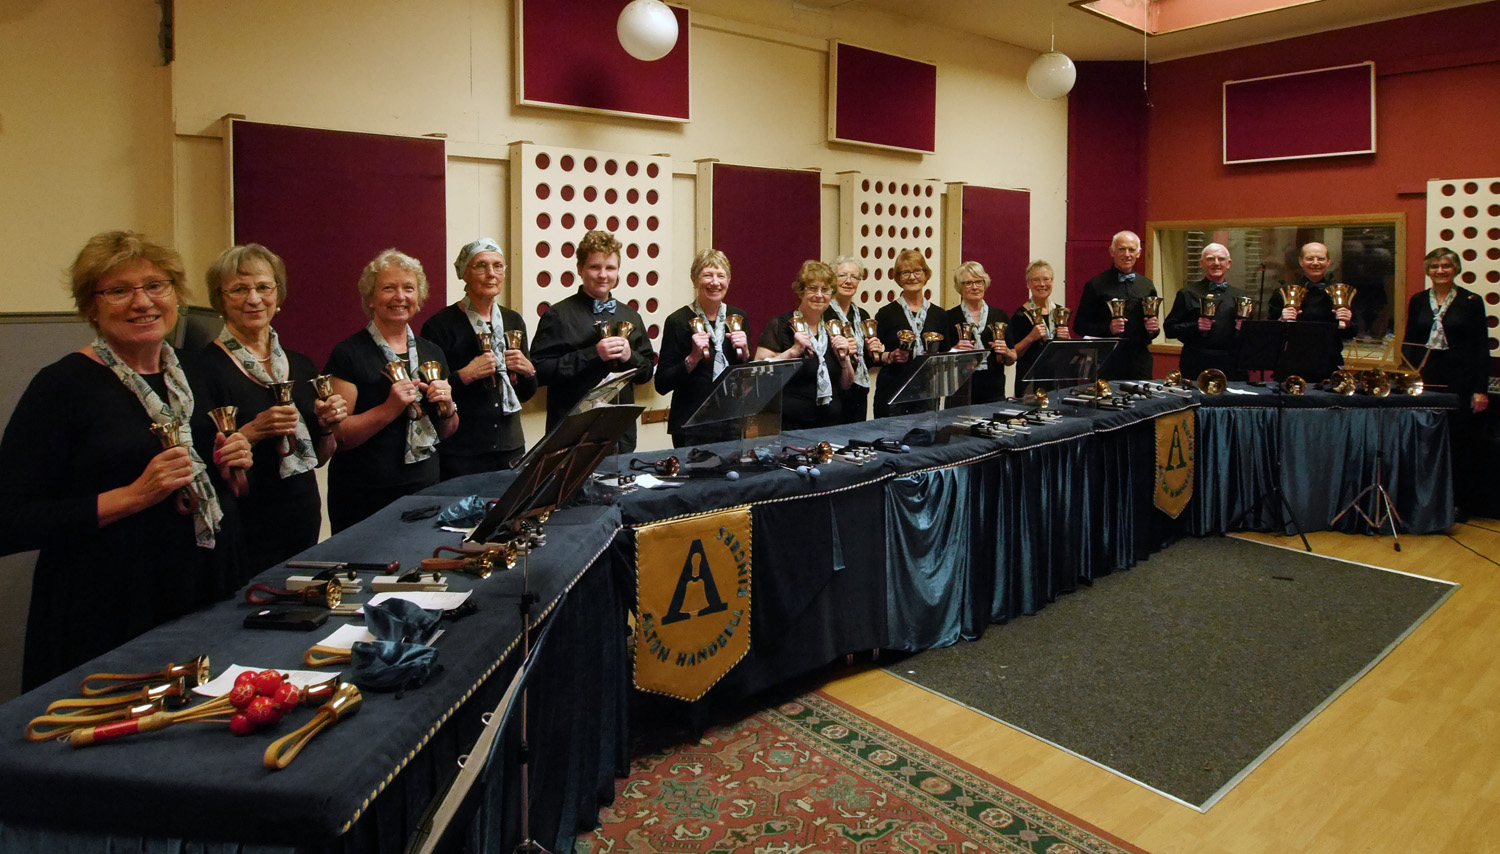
576, 691, 1148, 853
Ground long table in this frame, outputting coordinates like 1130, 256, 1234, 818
0, 383, 1458, 852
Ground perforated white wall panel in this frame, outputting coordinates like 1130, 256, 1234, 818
839, 173, 944, 308
1426, 177, 1500, 357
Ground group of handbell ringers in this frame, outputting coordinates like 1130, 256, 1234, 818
2, 227, 1484, 691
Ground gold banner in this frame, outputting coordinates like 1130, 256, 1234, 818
634, 506, 752, 701
1155, 409, 1195, 518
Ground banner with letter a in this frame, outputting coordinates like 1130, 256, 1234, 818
1155, 409, 1195, 518
634, 506, 752, 701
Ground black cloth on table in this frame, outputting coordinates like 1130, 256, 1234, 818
1005, 301, 1059, 395
872, 300, 953, 418
757, 310, 848, 430
1072, 267, 1161, 380
1403, 285, 1491, 516
828, 300, 876, 423
654, 303, 749, 447
324, 330, 447, 533
531, 289, 655, 454
1164, 279, 1249, 381
0, 351, 247, 692
421, 302, 538, 474
946, 303, 1011, 405
198, 341, 323, 576
1266, 278, 1357, 379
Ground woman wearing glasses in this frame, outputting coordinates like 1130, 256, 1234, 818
828, 256, 883, 423
656, 248, 750, 448
946, 261, 1015, 405
199, 244, 348, 573
872, 249, 952, 418
754, 260, 856, 430
0, 231, 253, 690
1005, 260, 1071, 397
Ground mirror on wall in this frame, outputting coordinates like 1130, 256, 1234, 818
1149, 215, 1406, 363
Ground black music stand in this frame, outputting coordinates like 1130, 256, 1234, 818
1229, 322, 1311, 551
680, 359, 802, 457
1021, 338, 1118, 408
410, 406, 641, 854
888, 350, 986, 414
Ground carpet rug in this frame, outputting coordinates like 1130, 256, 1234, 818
884, 536, 1457, 810
576, 690, 1148, 854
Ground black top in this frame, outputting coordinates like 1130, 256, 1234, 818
420, 303, 538, 457
1005, 301, 1060, 391
0, 351, 246, 691
872, 300, 953, 416
531, 290, 655, 453
1267, 278, 1357, 372
946, 303, 1011, 404
1073, 267, 1161, 380
757, 311, 846, 430
324, 330, 448, 496
1164, 279, 1248, 380
1403, 286, 1491, 401
198, 342, 322, 503
654, 303, 749, 442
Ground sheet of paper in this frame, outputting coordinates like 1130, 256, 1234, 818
361, 590, 472, 613
195, 663, 341, 697
315, 623, 378, 652
1225, 386, 1258, 395
632, 474, 684, 489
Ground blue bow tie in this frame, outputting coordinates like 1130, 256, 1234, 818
592, 299, 617, 315
1118, 272, 1136, 282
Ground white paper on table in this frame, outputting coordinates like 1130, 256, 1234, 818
361, 590, 473, 613
632, 474, 684, 489
1225, 386, 1258, 395
195, 663, 341, 697
314, 623, 378, 653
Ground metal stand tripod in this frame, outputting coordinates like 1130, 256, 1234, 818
1332, 409, 1403, 551
1230, 381, 1311, 551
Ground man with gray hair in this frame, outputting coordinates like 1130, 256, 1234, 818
1073, 230, 1161, 380
1164, 242, 1247, 381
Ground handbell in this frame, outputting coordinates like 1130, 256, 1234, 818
1327, 283, 1357, 328
206, 406, 247, 495
955, 322, 979, 344
860, 318, 879, 340
1282, 375, 1306, 395
1201, 296, 1221, 319
148, 421, 198, 514
1235, 296, 1256, 319
1141, 296, 1162, 318
504, 329, 524, 351
80, 655, 210, 697
1324, 369, 1357, 395
1165, 369, 1185, 387
595, 320, 633, 339
417, 360, 444, 384
1195, 369, 1228, 394
1106, 298, 1127, 319
1052, 305, 1073, 327
309, 374, 335, 400
791, 316, 809, 337
267, 380, 297, 456
688, 316, 707, 335
896, 328, 917, 353
382, 361, 424, 420
989, 321, 1007, 341
1359, 370, 1392, 397
922, 331, 945, 354
1278, 284, 1307, 311
727, 314, 746, 359
826, 318, 849, 339
1390, 367, 1424, 396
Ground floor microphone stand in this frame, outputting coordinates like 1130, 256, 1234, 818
1230, 379, 1311, 551
1331, 406, 1402, 552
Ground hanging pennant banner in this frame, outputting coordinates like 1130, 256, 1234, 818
634, 506, 752, 701
1155, 409, 1195, 518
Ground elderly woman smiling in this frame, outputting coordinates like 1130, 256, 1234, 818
655, 248, 750, 447
325, 249, 457, 532
0, 231, 252, 690
946, 261, 1015, 405
754, 260, 856, 430
199, 244, 348, 573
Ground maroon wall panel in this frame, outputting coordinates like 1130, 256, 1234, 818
710, 164, 822, 339
231, 121, 447, 369
519, 0, 689, 120
831, 43, 937, 153
1224, 63, 1375, 163
958, 185, 1031, 312
1066, 61, 1149, 299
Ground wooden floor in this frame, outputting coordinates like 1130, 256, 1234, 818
821, 525, 1500, 854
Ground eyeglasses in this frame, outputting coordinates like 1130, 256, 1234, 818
897, 269, 925, 280
94, 280, 174, 305
959, 279, 986, 288
222, 283, 278, 301
803, 285, 834, 295
468, 262, 506, 273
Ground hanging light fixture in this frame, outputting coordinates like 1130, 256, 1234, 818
617, 0, 679, 62
1026, 24, 1076, 100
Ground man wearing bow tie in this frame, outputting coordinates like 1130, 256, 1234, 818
1265, 241, 1355, 378
1074, 230, 1162, 380
1165, 243, 1248, 381
531, 230, 656, 452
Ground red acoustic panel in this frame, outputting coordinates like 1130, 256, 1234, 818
230, 120, 447, 368
517, 0, 690, 122
710, 164, 822, 338
1223, 62, 1375, 164
829, 42, 937, 154
958, 185, 1031, 311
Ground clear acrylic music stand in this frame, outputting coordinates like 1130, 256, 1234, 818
888, 350, 986, 411
1020, 339, 1117, 407
681, 359, 802, 463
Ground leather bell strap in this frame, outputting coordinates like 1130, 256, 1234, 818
67, 692, 238, 748
47, 678, 191, 716
79, 655, 210, 697
245, 581, 341, 609
263, 684, 362, 770
26, 700, 166, 742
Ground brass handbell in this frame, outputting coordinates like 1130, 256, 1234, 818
309, 374, 335, 400
206, 406, 247, 495
417, 360, 444, 384
1235, 296, 1256, 319
955, 322, 979, 343
1327, 283, 1357, 328
726, 314, 747, 359
475, 334, 498, 388
424, 542, 517, 578
688, 316, 707, 335
922, 331, 945, 354
1283, 375, 1306, 395
1106, 298, 1127, 319
989, 321, 1008, 341
80, 655, 210, 697
1201, 296, 1221, 319
1278, 284, 1307, 311
826, 318, 849, 339
266, 380, 297, 456
1164, 369, 1185, 388
1052, 305, 1073, 327
504, 329, 524, 351
860, 318, 878, 339
1195, 369, 1228, 394
896, 328, 917, 352
1324, 369, 1357, 395
1359, 370, 1392, 397
595, 320, 634, 339
791, 316, 809, 337
1141, 295, 1162, 318
147, 421, 198, 514
1390, 367, 1424, 396
382, 361, 424, 420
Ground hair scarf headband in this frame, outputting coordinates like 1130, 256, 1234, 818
92, 338, 222, 548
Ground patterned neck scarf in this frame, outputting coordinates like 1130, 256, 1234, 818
217, 326, 316, 479
366, 322, 438, 464
691, 300, 729, 380
92, 338, 222, 548
900, 299, 930, 337
830, 302, 870, 388
1427, 288, 1457, 351
459, 297, 522, 413
964, 303, 989, 372
794, 310, 833, 405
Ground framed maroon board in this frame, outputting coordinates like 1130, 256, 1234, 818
696, 162, 822, 339
828, 41, 937, 154
516, 0, 690, 122
1223, 62, 1375, 165
953, 184, 1031, 312
229, 120, 448, 369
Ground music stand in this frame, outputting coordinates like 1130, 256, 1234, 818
1229, 321, 1311, 551
1021, 338, 1118, 407
569, 368, 638, 414
411, 405, 641, 854
888, 350, 986, 414
681, 359, 802, 458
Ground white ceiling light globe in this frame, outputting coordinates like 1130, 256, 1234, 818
617, 0, 679, 62
1026, 51, 1077, 100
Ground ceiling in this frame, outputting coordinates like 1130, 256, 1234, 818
794, 0, 1488, 61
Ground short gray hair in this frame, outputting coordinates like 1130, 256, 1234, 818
357, 248, 429, 319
